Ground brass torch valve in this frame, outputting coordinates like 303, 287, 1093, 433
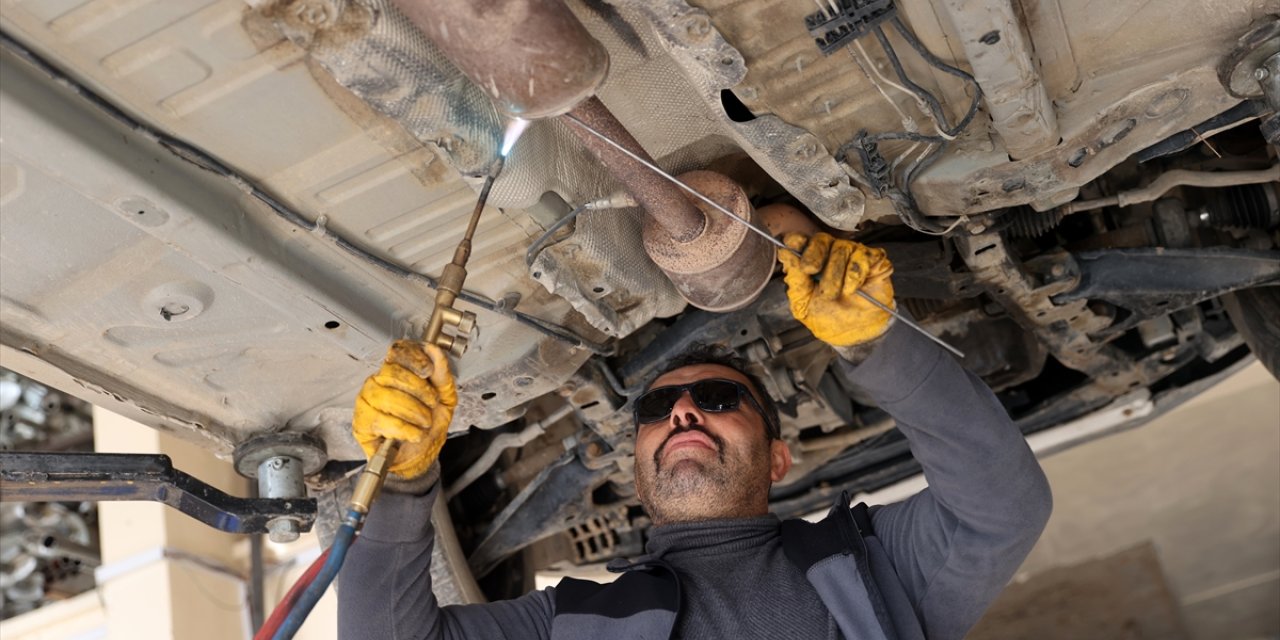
422, 157, 502, 357
423, 258, 478, 357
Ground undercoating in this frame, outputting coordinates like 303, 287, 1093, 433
691, 0, 1267, 215
255, 0, 882, 332
259, 0, 883, 325
263, 0, 1270, 257
0, 0, 1274, 465
0, 8, 598, 455
614, 0, 869, 230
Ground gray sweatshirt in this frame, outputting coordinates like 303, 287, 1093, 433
644, 515, 839, 639
338, 320, 1053, 639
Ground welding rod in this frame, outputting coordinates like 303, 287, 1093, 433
561, 114, 965, 359
848, 289, 963, 359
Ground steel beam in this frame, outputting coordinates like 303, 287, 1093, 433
938, 0, 1059, 158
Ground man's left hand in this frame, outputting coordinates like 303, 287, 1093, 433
777, 232, 896, 348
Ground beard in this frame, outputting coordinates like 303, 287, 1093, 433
636, 421, 773, 525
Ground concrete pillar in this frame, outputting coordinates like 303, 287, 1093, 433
2, 409, 337, 639
92, 408, 251, 640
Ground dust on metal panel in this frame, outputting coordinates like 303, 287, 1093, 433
0, 0, 598, 458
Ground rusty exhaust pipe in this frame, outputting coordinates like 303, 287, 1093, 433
394, 0, 774, 311
389, 0, 608, 119
562, 96, 706, 243
561, 101, 774, 310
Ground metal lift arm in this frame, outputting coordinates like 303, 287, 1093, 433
0, 452, 317, 535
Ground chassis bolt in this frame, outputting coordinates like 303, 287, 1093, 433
267, 517, 300, 543
293, 1, 332, 27
682, 14, 712, 41
1256, 67, 1271, 82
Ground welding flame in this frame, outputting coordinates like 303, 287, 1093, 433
501, 118, 531, 157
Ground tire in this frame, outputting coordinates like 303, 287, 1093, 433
1223, 286, 1280, 379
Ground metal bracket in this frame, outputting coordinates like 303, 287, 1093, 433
1053, 248, 1280, 338
0, 452, 317, 535
805, 0, 896, 55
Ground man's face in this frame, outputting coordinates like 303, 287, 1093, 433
633, 364, 792, 526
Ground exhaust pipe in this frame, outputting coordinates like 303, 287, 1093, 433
389, 0, 608, 119
562, 96, 707, 244
393, 0, 774, 312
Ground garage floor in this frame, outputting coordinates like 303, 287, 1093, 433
974, 361, 1280, 639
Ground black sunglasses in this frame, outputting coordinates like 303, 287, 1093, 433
633, 378, 776, 437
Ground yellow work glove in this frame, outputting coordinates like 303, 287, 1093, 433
352, 340, 457, 480
777, 232, 896, 347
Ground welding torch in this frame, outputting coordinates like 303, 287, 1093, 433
262, 159, 503, 640
348, 156, 503, 519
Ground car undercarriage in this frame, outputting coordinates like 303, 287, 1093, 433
1, 0, 1277, 599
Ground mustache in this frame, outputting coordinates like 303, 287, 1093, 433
654, 421, 726, 470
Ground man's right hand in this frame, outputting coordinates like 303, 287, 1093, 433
352, 340, 457, 480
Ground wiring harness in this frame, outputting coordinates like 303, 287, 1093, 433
808, 3, 984, 235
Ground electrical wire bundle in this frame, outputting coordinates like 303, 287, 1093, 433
823, 13, 984, 235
